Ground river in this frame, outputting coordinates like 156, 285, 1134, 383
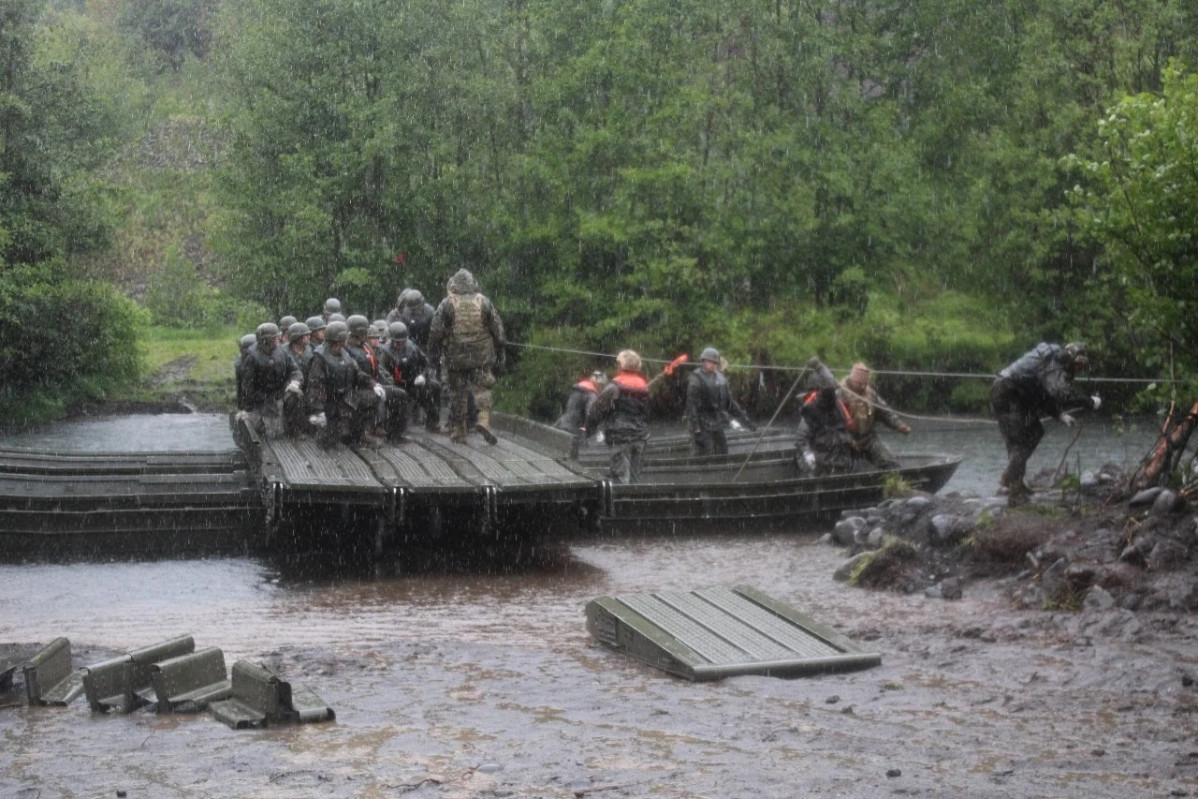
1, 412, 1184, 798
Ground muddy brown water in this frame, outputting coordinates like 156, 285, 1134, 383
3, 414, 1196, 798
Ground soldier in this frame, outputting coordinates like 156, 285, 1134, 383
322, 298, 342, 323
554, 371, 608, 440
285, 322, 314, 375
685, 347, 755, 456
991, 342, 1100, 505
305, 320, 384, 448
428, 269, 505, 445
235, 323, 304, 440
839, 362, 910, 470
795, 357, 853, 475
345, 314, 408, 442
233, 333, 256, 414
377, 321, 444, 433
395, 289, 436, 350
306, 316, 327, 348
584, 350, 651, 484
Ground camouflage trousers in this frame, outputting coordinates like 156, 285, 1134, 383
446, 367, 494, 427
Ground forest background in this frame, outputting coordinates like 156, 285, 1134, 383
1, 0, 1196, 425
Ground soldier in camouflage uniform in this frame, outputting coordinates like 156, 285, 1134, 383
839, 362, 910, 471
305, 321, 383, 449
428, 269, 505, 445
236, 323, 304, 440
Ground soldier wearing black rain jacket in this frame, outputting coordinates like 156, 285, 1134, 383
236, 323, 304, 440
685, 348, 755, 456
990, 342, 1101, 505
306, 321, 382, 449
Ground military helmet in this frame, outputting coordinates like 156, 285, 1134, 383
278, 315, 297, 330
239, 333, 256, 352
700, 347, 720, 363
590, 370, 608, 385
327, 312, 346, 323
405, 289, 424, 307
305, 315, 326, 332
325, 321, 349, 343
368, 322, 386, 340
323, 298, 342, 315
346, 314, 370, 337
1064, 341, 1089, 366
256, 323, 280, 344
388, 321, 410, 341
287, 322, 311, 342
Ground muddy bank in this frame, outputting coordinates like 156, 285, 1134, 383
3, 533, 1198, 798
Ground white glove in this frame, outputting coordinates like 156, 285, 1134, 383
803, 451, 816, 468
285, 381, 302, 395
1060, 413, 1076, 427
730, 419, 743, 431
1091, 394, 1102, 410
414, 374, 426, 387
234, 410, 251, 423
308, 412, 327, 428
373, 384, 385, 399
594, 431, 605, 445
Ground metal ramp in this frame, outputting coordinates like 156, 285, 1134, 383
586, 585, 881, 681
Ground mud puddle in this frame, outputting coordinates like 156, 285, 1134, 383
3, 531, 1198, 798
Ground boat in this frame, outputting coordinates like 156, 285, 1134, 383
570, 426, 961, 534
0, 415, 960, 559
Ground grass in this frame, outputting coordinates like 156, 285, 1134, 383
109, 325, 239, 410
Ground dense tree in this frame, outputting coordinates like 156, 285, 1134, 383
0, 0, 142, 421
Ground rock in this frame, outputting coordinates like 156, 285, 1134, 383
940, 577, 963, 600
1147, 539, 1190, 572
1152, 489, 1186, 516
1130, 487, 1164, 507
834, 552, 870, 583
929, 513, 967, 547
1083, 585, 1115, 611
833, 516, 866, 547
905, 495, 932, 509
865, 526, 885, 549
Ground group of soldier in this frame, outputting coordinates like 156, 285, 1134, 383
556, 339, 1099, 504
234, 268, 505, 449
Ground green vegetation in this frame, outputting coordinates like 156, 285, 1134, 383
3, 0, 1197, 423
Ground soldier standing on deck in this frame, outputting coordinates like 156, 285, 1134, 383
428, 269, 505, 445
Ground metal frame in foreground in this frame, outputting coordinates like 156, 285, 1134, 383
586, 585, 881, 681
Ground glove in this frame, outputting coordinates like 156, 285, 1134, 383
730, 419, 743, 431
899, 423, 911, 435
594, 431, 605, 445
308, 412, 327, 428
414, 374, 426, 387
1091, 394, 1102, 410
285, 381, 302, 395
373, 384, 385, 399
803, 451, 816, 468
1060, 413, 1076, 427
234, 410, 251, 423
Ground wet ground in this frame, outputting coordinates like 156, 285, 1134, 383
3, 413, 1195, 798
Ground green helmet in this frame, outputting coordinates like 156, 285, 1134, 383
388, 321, 409, 341
346, 314, 370, 337
305, 315, 326, 332
278, 315, 297, 331
323, 298, 342, 316
287, 322, 311, 342
256, 323, 280, 345
700, 347, 720, 363
325, 321, 349, 343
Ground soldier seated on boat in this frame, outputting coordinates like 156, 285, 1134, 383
235, 322, 305, 440
839, 362, 909, 471
795, 357, 854, 476
686, 347, 756, 456
377, 322, 444, 433
585, 350, 651, 484
343, 315, 408, 442
305, 320, 383, 449
306, 316, 327, 348
555, 370, 607, 443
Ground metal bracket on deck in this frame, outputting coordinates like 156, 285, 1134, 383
600, 480, 614, 518
481, 485, 498, 537
386, 487, 406, 529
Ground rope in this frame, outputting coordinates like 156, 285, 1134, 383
504, 340, 1170, 385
